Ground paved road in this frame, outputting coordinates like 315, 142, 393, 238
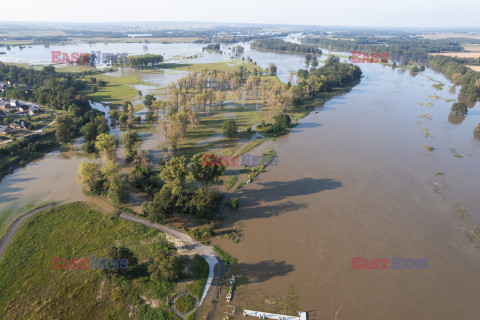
119, 212, 224, 308
0, 202, 60, 259
119, 212, 219, 259
0, 203, 224, 312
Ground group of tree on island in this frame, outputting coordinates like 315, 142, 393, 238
251, 38, 322, 54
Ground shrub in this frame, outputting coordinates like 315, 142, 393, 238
225, 175, 238, 190
218, 229, 242, 243
229, 198, 239, 209
175, 294, 196, 314
450, 102, 468, 115
274, 114, 291, 128
213, 245, 237, 264
188, 224, 214, 241
222, 119, 238, 138
236, 181, 246, 189
187, 187, 221, 220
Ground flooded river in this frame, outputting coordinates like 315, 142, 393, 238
215, 64, 480, 319
1, 41, 480, 319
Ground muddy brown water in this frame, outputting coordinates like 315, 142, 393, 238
1, 45, 480, 319
214, 65, 480, 319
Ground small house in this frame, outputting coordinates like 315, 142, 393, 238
10, 120, 31, 130
0, 125, 9, 136
18, 105, 29, 112
0, 102, 13, 111
29, 106, 41, 115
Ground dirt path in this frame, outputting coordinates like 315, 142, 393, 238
0, 202, 60, 259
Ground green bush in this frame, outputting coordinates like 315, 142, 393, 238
229, 198, 239, 209
225, 175, 238, 190
175, 294, 196, 314
218, 229, 242, 243
236, 181, 246, 189
451, 102, 468, 115
213, 245, 238, 264
274, 114, 291, 128
188, 224, 214, 241
222, 119, 238, 138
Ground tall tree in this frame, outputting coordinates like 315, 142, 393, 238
55, 115, 76, 143
104, 246, 138, 275
95, 133, 118, 160
142, 187, 176, 222
190, 153, 225, 186
77, 160, 103, 192
268, 63, 277, 76
222, 119, 238, 138
148, 255, 180, 282
159, 156, 188, 195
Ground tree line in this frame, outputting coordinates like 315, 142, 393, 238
298, 37, 480, 106
251, 38, 322, 54
428, 55, 480, 107
302, 36, 463, 64
124, 54, 164, 69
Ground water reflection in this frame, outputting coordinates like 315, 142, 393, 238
448, 113, 466, 125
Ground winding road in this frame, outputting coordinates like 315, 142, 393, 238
0, 202, 225, 312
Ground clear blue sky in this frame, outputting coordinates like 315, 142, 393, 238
2, 0, 479, 28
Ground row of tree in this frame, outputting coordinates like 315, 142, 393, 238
302, 36, 462, 54
251, 38, 322, 54
302, 36, 466, 65
203, 43, 221, 52
428, 55, 480, 107
124, 54, 164, 69
297, 36, 479, 106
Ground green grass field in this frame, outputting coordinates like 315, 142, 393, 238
0, 202, 207, 319
82, 73, 146, 106
168, 60, 261, 72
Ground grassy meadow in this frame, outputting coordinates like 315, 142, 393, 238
0, 202, 208, 320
